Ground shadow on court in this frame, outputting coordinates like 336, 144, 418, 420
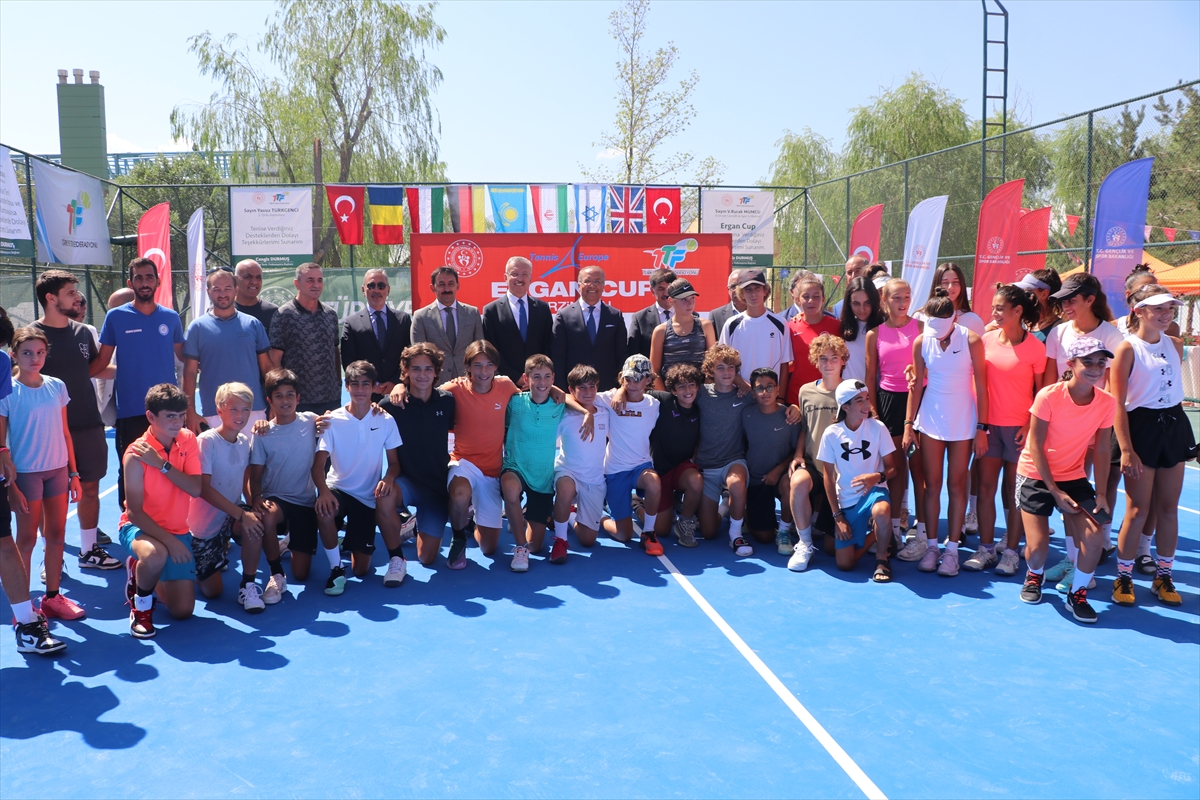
0, 664, 146, 749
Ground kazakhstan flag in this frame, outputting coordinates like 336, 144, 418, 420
488, 185, 528, 233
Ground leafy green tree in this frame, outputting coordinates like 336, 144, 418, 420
767, 128, 839, 266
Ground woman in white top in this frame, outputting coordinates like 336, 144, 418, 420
929, 262, 987, 336
1116, 264, 1182, 338
837, 276, 885, 383
1109, 285, 1196, 610
1043, 273, 1124, 385
903, 288, 989, 577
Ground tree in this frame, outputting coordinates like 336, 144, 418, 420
843, 74, 973, 172
767, 128, 839, 266
584, 0, 722, 187
171, 0, 446, 267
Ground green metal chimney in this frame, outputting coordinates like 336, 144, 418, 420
56, 68, 108, 179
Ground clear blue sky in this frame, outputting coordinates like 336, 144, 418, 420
2, 0, 1197, 185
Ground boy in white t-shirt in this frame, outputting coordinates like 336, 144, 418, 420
187, 382, 283, 613
550, 364, 610, 563
816, 380, 898, 580
313, 360, 405, 595
718, 268, 794, 385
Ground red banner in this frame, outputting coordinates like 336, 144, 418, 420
325, 185, 364, 245
410, 233, 733, 314
849, 204, 883, 263
645, 187, 681, 234
138, 202, 173, 309
971, 179, 1024, 314
1015, 206, 1052, 277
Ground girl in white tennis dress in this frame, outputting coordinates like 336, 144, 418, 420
903, 288, 990, 577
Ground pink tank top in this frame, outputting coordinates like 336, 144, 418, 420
877, 318, 920, 392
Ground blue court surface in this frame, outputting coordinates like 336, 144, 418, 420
2, 431, 1197, 799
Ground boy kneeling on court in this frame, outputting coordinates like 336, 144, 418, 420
313, 360, 406, 595
816, 380, 897, 581
120, 384, 204, 639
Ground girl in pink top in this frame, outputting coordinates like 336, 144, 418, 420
974, 284, 1045, 576
865, 278, 927, 557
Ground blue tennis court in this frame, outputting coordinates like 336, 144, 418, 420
2, 431, 1197, 799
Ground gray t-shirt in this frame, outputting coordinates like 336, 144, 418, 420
30, 319, 102, 430
183, 311, 270, 416
187, 429, 251, 539
741, 404, 801, 485
694, 385, 748, 469
249, 412, 318, 506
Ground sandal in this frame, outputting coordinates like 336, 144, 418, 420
730, 536, 754, 557
872, 558, 893, 583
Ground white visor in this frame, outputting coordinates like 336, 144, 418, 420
1133, 293, 1181, 310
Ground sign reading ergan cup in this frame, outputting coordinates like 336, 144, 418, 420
410, 233, 733, 314
229, 187, 313, 268
700, 190, 774, 267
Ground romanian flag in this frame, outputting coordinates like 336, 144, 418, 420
367, 186, 405, 244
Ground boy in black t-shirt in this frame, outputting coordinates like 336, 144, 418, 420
742, 368, 804, 553
648, 363, 703, 546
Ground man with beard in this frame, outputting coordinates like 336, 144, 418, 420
95, 257, 186, 508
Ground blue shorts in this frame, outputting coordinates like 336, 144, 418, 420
397, 476, 450, 539
605, 462, 654, 521
119, 523, 197, 581
835, 486, 890, 551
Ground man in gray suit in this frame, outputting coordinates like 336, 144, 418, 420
411, 266, 483, 383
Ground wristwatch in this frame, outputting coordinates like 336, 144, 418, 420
976, 423, 990, 433
159, 461, 173, 475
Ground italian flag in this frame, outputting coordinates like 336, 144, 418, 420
532, 184, 568, 233
406, 187, 445, 233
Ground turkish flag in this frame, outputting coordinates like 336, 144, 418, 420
849, 204, 884, 262
645, 187, 681, 233
325, 185, 365, 245
138, 202, 173, 309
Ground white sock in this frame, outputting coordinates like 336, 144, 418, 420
902, 487, 909, 509
891, 519, 901, 537
642, 513, 657, 534
968, 494, 978, 515
916, 522, 928, 539
80, 528, 98, 552
728, 517, 744, 541
12, 600, 35, 625
945, 540, 959, 554
1071, 568, 1094, 594
1137, 534, 1152, 557
134, 593, 154, 611
1065, 537, 1079, 564
324, 546, 342, 569
797, 525, 813, 545
1099, 522, 1112, 545
554, 520, 568, 541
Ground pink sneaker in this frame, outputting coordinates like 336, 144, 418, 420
918, 542, 940, 572
39, 593, 86, 621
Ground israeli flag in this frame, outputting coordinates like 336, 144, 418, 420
574, 184, 606, 233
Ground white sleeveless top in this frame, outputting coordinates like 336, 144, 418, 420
914, 324, 978, 441
1124, 335, 1183, 410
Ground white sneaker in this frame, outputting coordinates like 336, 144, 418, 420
963, 511, 978, 534
897, 537, 928, 562
278, 533, 291, 560
238, 582, 265, 613
262, 573, 287, 604
937, 549, 960, 577
510, 545, 530, 572
788, 543, 815, 572
398, 511, 417, 544
383, 556, 407, 587
995, 548, 1021, 576
963, 547, 998, 571
899, 506, 911, 531
918, 543, 940, 572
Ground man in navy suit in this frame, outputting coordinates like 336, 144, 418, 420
626, 267, 676, 357
481, 257, 554, 384
340, 269, 412, 399
552, 266, 629, 391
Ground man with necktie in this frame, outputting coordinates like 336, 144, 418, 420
411, 266, 483, 383
552, 266, 629, 391
482, 256, 554, 384
339, 269, 412, 400
627, 267, 676, 358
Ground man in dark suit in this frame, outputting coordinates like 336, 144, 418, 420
552, 266, 629, 391
481, 256, 553, 383
340, 269, 412, 398
627, 267, 676, 358
708, 269, 746, 339
411, 266, 483, 383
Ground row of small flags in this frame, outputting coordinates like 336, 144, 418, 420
323, 183, 684, 246
1063, 213, 1198, 242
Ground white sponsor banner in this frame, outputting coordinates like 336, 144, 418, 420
187, 207, 208, 322
900, 195, 948, 308
701, 190, 774, 266
31, 159, 112, 266
0, 147, 33, 259
229, 187, 313, 268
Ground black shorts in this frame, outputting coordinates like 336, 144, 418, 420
191, 533, 229, 582
0, 479, 10, 539
267, 497, 320, 555
1016, 474, 1095, 517
746, 482, 785, 531
1128, 404, 1198, 470
802, 460, 835, 534
876, 389, 909, 438
71, 425, 108, 483
501, 469, 553, 527
333, 490, 379, 555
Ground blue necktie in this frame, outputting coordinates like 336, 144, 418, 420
586, 305, 598, 343
372, 309, 386, 347
517, 297, 528, 341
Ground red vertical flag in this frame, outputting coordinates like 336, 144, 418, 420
645, 187, 681, 234
325, 185, 364, 245
849, 204, 884, 262
138, 202, 173, 309
971, 179, 1024, 314
1015, 206, 1052, 276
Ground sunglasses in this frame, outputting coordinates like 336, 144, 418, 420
365, 282, 388, 290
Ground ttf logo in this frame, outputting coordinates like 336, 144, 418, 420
644, 238, 699, 271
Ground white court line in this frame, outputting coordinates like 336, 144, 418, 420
657, 553, 887, 800
1181, 506, 1199, 515
66, 483, 118, 520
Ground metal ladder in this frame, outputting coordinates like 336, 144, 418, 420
981, 0, 1009, 198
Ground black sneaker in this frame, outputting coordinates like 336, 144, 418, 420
14, 618, 66, 655
324, 566, 347, 596
1068, 588, 1098, 624
446, 536, 467, 570
1019, 572, 1044, 604
96, 529, 112, 545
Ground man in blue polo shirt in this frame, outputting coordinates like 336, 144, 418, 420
182, 269, 272, 432
95, 256, 185, 507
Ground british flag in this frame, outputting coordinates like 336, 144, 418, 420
606, 185, 646, 233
